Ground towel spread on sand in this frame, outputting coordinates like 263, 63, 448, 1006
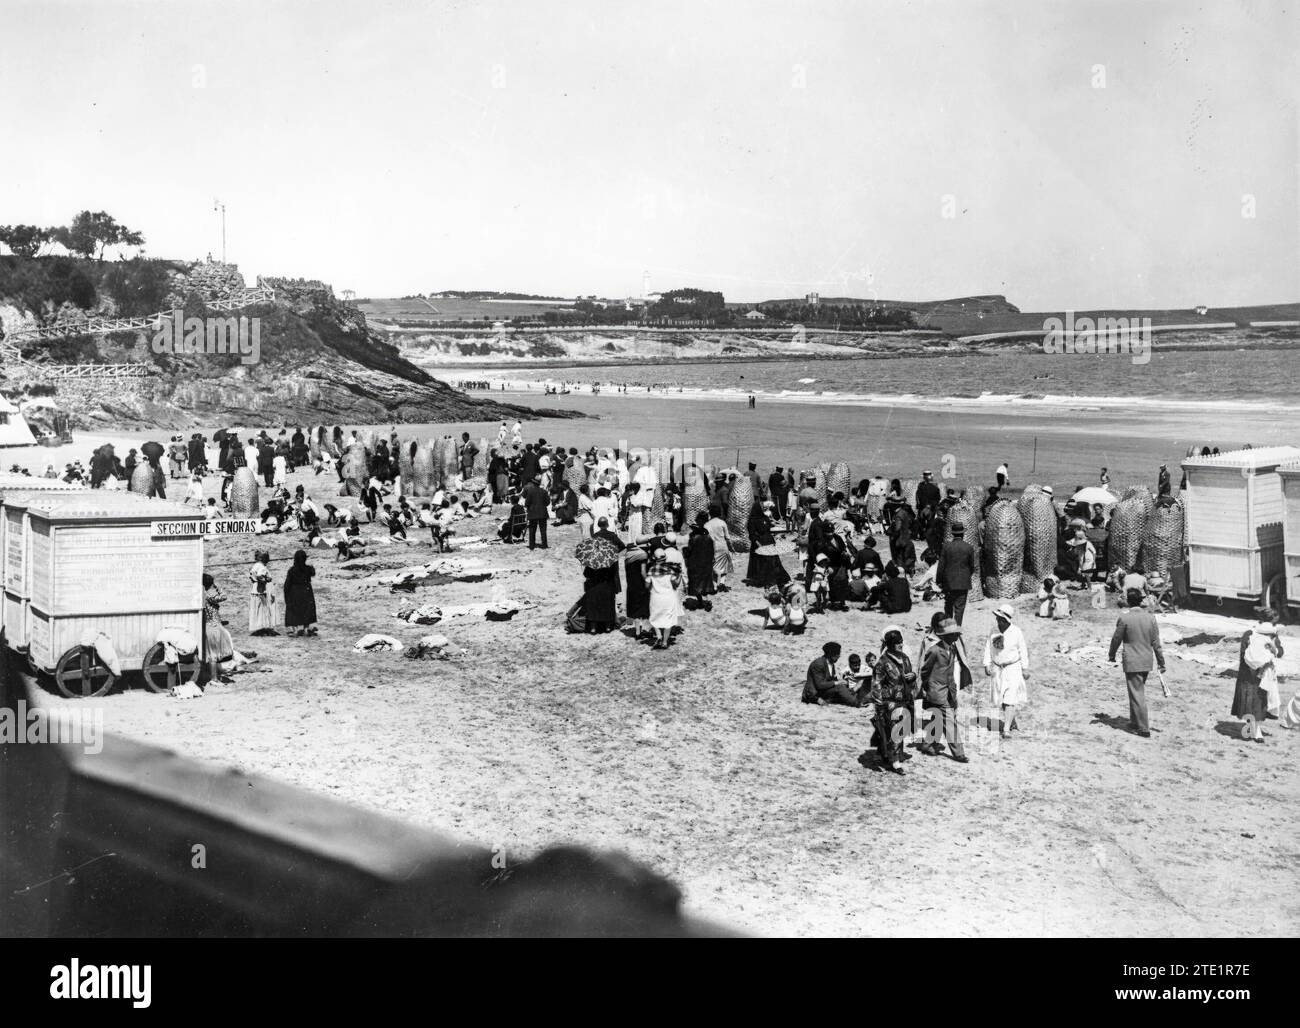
353, 633, 405, 653
395, 603, 443, 625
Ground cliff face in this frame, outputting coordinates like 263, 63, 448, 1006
0, 258, 577, 429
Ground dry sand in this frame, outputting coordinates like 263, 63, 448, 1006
15, 400, 1299, 937
24, 457, 1298, 939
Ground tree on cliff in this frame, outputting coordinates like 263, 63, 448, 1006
0, 224, 55, 257
51, 211, 145, 260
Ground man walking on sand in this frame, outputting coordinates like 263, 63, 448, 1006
936, 522, 976, 625
1108, 588, 1166, 737
521, 475, 550, 550
920, 618, 971, 762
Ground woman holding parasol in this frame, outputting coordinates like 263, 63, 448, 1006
575, 535, 621, 634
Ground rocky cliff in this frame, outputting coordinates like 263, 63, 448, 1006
0, 256, 577, 429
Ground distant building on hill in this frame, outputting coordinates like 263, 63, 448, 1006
745, 309, 767, 321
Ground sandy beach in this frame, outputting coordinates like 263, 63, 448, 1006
21, 428, 1300, 937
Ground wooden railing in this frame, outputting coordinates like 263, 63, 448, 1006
1, 287, 275, 345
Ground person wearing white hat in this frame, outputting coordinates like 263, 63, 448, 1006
985, 604, 1030, 738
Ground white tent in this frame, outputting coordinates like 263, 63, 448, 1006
0, 395, 37, 447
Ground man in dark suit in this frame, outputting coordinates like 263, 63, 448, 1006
804, 506, 831, 588
801, 642, 863, 706
769, 467, 788, 521
936, 522, 976, 625
1108, 589, 1166, 737
920, 618, 971, 761
518, 444, 540, 485
521, 476, 550, 549
915, 470, 940, 529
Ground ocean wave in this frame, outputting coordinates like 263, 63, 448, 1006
430, 369, 1299, 414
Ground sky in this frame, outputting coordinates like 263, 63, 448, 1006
1, 0, 1296, 308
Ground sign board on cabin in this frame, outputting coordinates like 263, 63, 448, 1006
151, 519, 259, 538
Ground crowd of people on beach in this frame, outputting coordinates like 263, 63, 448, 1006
9, 423, 1291, 761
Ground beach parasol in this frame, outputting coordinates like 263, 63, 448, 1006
755, 538, 796, 557
1070, 486, 1117, 506
574, 536, 620, 570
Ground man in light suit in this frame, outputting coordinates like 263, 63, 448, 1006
1108, 589, 1166, 737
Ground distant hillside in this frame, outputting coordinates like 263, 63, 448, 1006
0, 256, 578, 429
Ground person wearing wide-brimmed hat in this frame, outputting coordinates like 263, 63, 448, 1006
919, 618, 971, 761
984, 604, 1029, 738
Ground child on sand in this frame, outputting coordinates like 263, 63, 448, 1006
784, 583, 808, 635
763, 587, 788, 630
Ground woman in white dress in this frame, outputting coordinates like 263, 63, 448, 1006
646, 550, 683, 650
248, 550, 277, 635
983, 604, 1029, 738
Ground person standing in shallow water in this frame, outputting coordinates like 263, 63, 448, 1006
284, 549, 318, 637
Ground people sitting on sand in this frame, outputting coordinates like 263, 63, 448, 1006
498, 494, 528, 544
1037, 575, 1071, 619
763, 586, 788, 630
802, 641, 866, 707
381, 504, 407, 540
335, 536, 367, 561
783, 581, 809, 634
877, 561, 912, 614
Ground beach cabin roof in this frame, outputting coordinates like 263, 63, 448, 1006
0, 474, 88, 492
1180, 446, 1300, 473
12, 490, 200, 522
0, 395, 37, 446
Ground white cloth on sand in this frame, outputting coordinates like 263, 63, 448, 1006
354, 634, 404, 653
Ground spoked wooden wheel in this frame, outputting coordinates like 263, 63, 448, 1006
1263, 573, 1288, 625
54, 646, 117, 699
140, 642, 202, 693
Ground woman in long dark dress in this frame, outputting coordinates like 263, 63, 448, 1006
582, 564, 618, 634
684, 521, 715, 610
745, 502, 791, 589
1231, 624, 1281, 742
624, 547, 651, 637
284, 549, 318, 637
